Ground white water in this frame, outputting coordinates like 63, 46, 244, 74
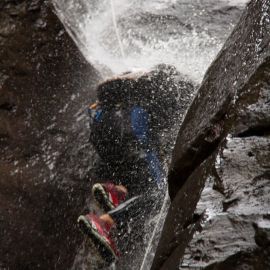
110, 0, 126, 59
52, 0, 230, 83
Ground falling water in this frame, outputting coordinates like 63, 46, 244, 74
110, 0, 126, 59
51, 0, 242, 83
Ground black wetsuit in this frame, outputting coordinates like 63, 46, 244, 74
89, 65, 180, 223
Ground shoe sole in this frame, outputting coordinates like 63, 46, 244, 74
77, 216, 117, 265
92, 184, 115, 212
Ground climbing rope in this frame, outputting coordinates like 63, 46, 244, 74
110, 0, 126, 59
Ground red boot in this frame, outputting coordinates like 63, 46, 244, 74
77, 213, 120, 264
92, 182, 127, 211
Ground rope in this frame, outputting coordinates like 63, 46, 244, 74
139, 191, 169, 270
110, 0, 126, 59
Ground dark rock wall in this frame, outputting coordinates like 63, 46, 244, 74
152, 0, 270, 269
167, 0, 270, 199
0, 1, 100, 269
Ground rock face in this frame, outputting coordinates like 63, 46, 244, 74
152, 0, 270, 269
181, 135, 270, 269
0, 1, 99, 269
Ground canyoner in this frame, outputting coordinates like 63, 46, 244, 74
77, 64, 193, 266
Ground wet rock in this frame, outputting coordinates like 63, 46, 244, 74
27, 0, 42, 12
254, 219, 270, 248
150, 156, 213, 270
0, 1, 99, 269
218, 137, 270, 216
0, 14, 16, 37
180, 136, 270, 269
168, 0, 270, 200
152, 0, 270, 269
233, 60, 270, 137
203, 248, 270, 270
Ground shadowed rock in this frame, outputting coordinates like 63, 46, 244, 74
0, 1, 99, 269
180, 135, 270, 269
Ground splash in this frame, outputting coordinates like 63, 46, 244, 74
139, 191, 170, 270
53, 0, 224, 82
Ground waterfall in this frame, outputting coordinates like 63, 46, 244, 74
52, 0, 224, 82
110, 0, 126, 59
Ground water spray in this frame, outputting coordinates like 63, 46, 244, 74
110, 0, 126, 59
139, 191, 169, 270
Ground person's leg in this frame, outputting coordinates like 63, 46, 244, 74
77, 213, 120, 264
108, 196, 142, 224
99, 213, 115, 226
131, 106, 166, 189
92, 182, 128, 212
145, 150, 166, 189
130, 106, 149, 145
107, 190, 165, 226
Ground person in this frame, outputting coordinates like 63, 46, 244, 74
77, 65, 182, 264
